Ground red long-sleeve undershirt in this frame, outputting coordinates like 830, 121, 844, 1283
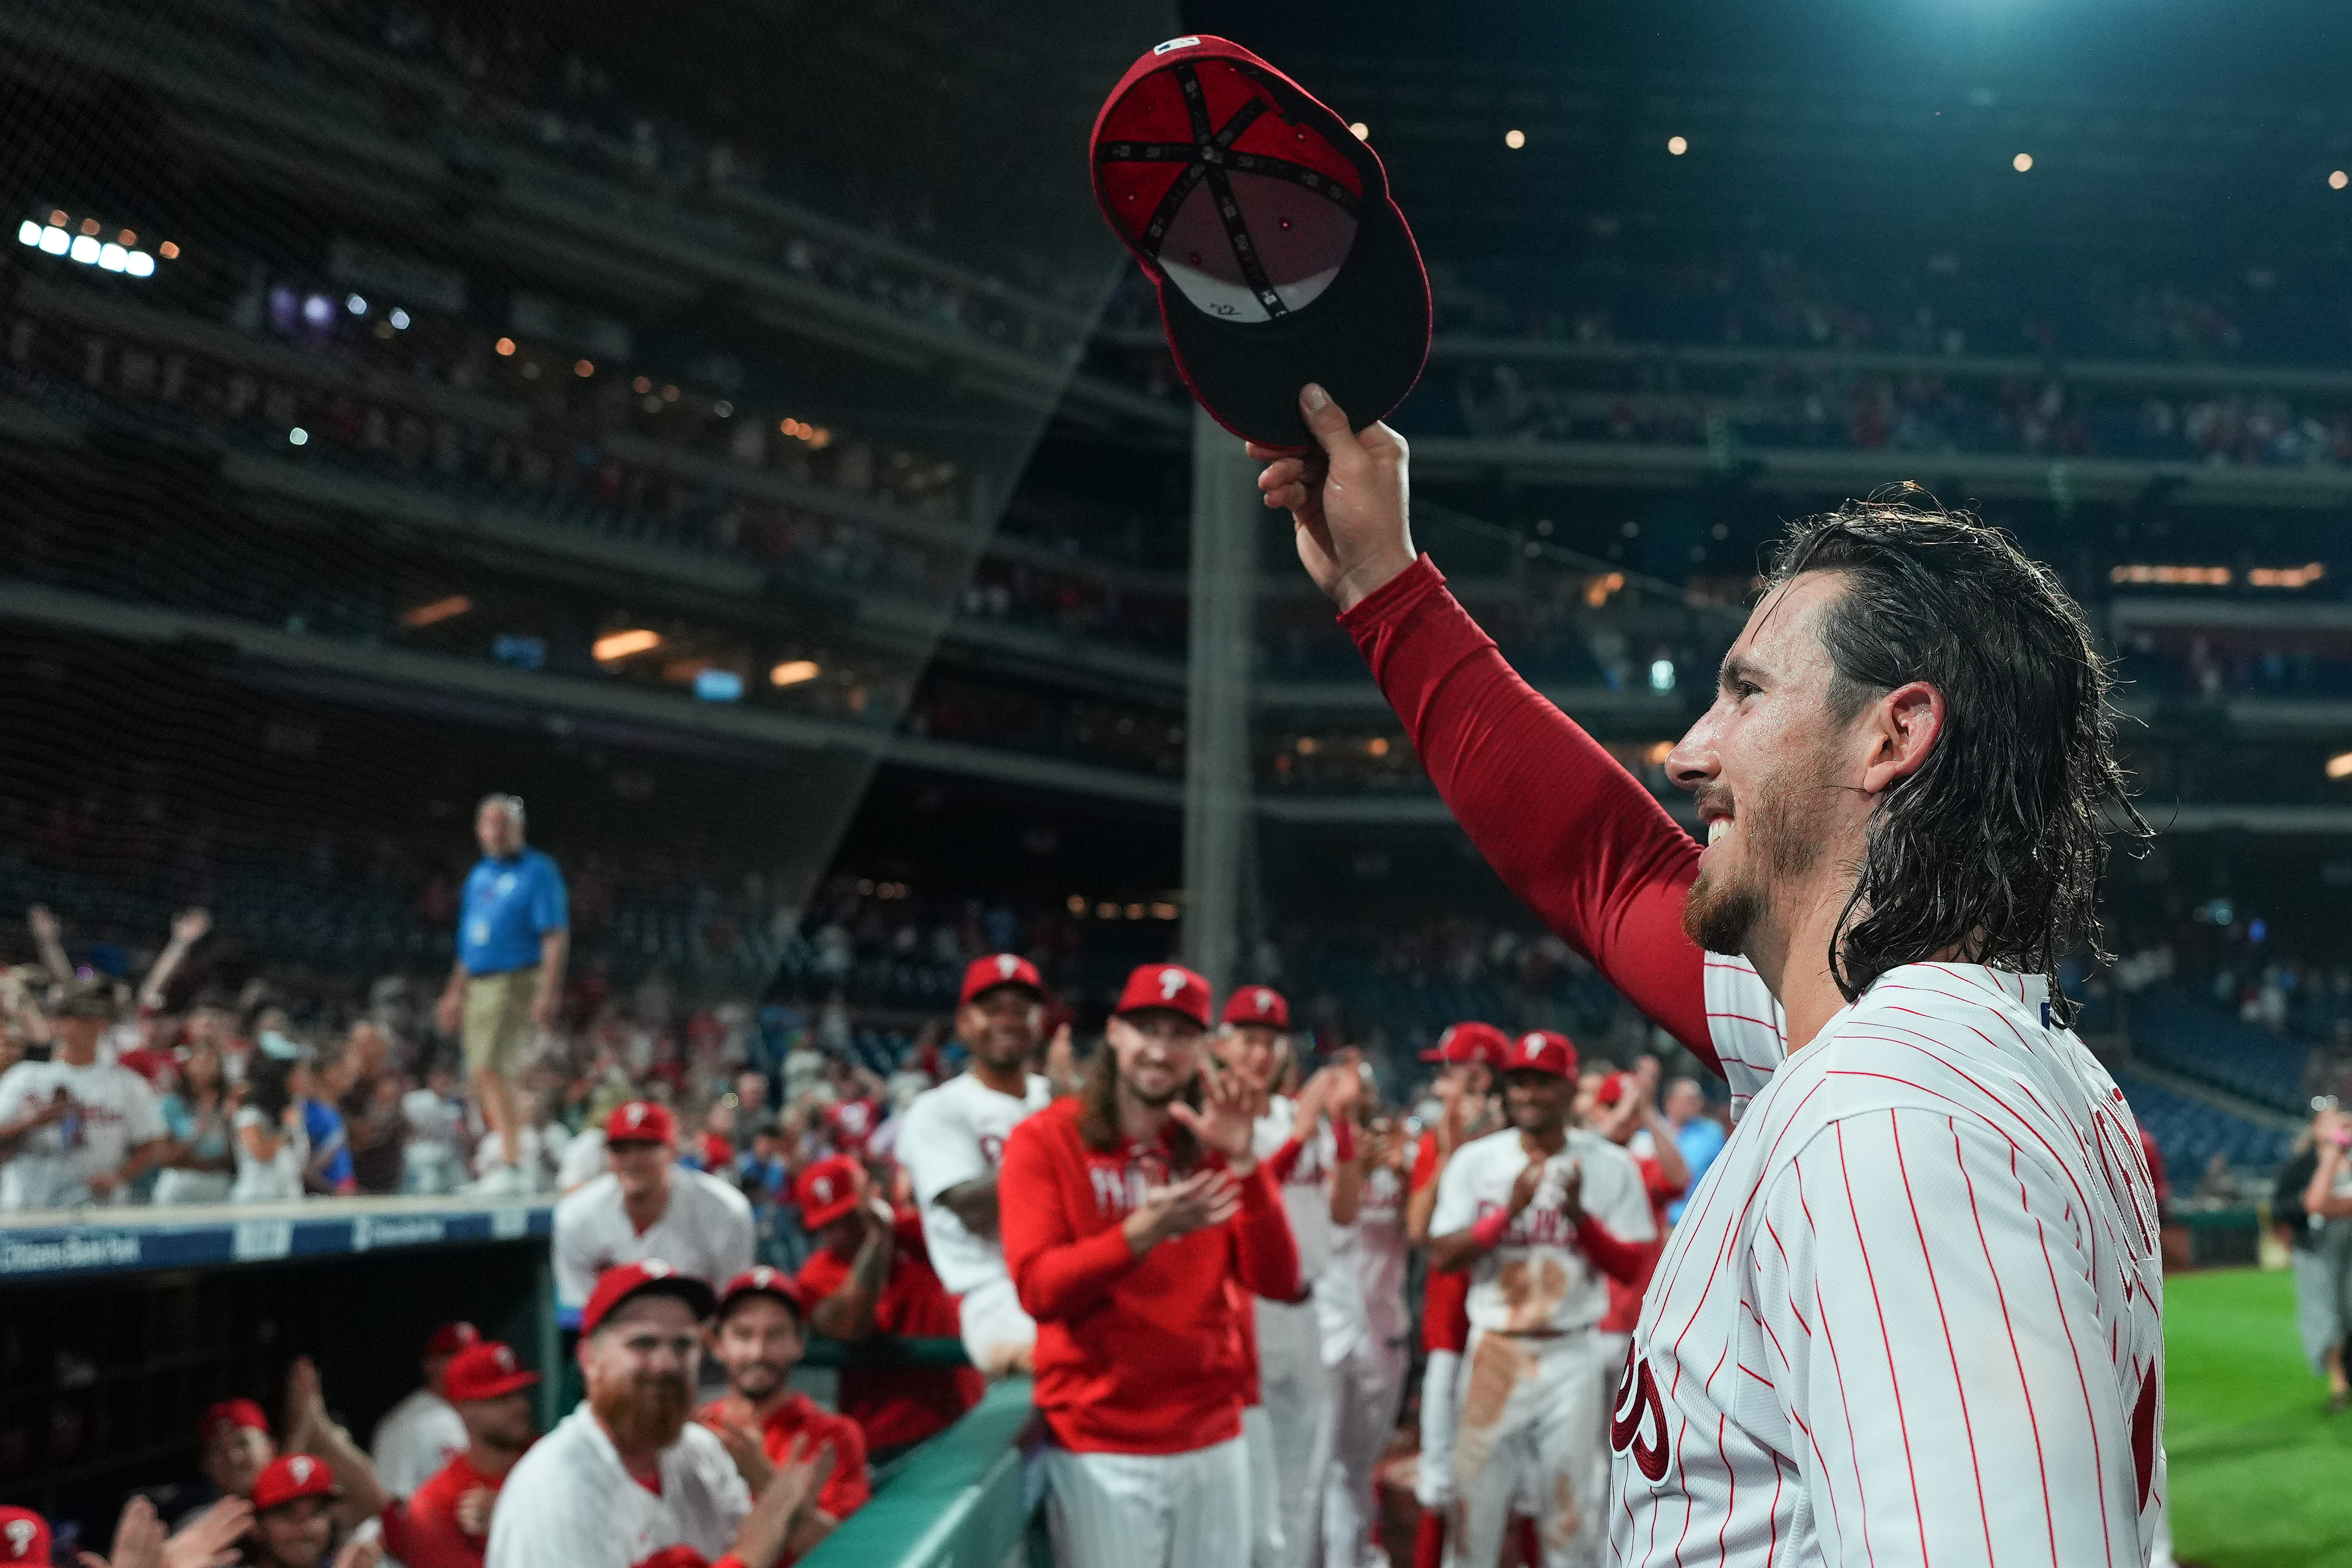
1573, 1215, 1654, 1288
1339, 555, 1718, 1075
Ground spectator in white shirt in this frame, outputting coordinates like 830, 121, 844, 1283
233, 1053, 310, 1205
0, 980, 169, 1210
370, 1322, 481, 1499
402, 1058, 473, 1195
552, 1102, 754, 1321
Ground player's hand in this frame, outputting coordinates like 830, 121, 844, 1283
699, 1415, 775, 1494
1170, 1060, 1257, 1168
1507, 1155, 1547, 1217
328, 1537, 381, 1568
1122, 1169, 1242, 1253
83, 1493, 165, 1568
171, 908, 212, 945
1043, 1022, 1077, 1093
284, 1355, 326, 1442
452, 1485, 496, 1539
434, 988, 463, 1036
160, 1497, 250, 1568
729, 1433, 833, 1568
1555, 1159, 1585, 1225
36, 1087, 75, 1127
27, 904, 59, 942
1289, 1065, 1337, 1130
1247, 385, 1415, 613
1327, 1050, 1367, 1120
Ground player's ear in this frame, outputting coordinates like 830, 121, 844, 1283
1859, 679, 1943, 795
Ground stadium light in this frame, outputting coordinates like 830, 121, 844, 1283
389, 308, 411, 329
38, 226, 69, 255
70, 235, 99, 263
2334, 170, 2350, 190
1349, 121, 1369, 140
495, 337, 517, 356
97, 243, 127, 273
401, 595, 473, 628
288, 428, 309, 446
345, 294, 368, 315
1649, 658, 1677, 692
769, 658, 821, 687
693, 669, 744, 702
2013, 152, 2034, 172
1505, 128, 1526, 149
2329, 752, 2352, 780
593, 629, 662, 661
1667, 135, 1688, 155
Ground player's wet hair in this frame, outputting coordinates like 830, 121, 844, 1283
1076, 1036, 1204, 1170
1768, 485, 2147, 1018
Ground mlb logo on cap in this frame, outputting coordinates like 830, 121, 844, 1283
1091, 36, 1430, 447
1112, 962, 1213, 1028
795, 1155, 865, 1231
579, 1258, 718, 1337
1221, 985, 1290, 1030
1508, 1030, 1578, 1080
604, 1100, 677, 1145
718, 1264, 808, 1320
960, 952, 1047, 1005
252, 1454, 338, 1513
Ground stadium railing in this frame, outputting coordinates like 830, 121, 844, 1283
801, 1377, 1043, 1568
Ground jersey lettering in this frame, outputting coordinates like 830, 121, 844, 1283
977, 1133, 1005, 1167
1469, 1197, 1581, 1247
1609, 1341, 1669, 1482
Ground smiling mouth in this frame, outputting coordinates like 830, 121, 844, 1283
1707, 817, 1731, 846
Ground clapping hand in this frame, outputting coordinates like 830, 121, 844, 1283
1168, 1060, 1257, 1167
727, 1433, 836, 1568
1122, 1168, 1243, 1253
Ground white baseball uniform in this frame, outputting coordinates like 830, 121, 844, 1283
1323, 1161, 1409, 1568
1610, 959, 2167, 1567
1044, 1434, 1252, 1568
1252, 1095, 1337, 1568
1431, 1127, 1655, 1568
0, 1058, 166, 1211
484, 1402, 749, 1568
369, 1387, 467, 1498
898, 1069, 1053, 1368
551, 1169, 756, 1312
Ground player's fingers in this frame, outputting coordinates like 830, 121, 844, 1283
1296, 383, 1365, 465
1244, 440, 1312, 462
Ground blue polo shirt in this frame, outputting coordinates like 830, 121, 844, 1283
459, 848, 569, 974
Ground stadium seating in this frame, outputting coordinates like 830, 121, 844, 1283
2110, 1069, 2294, 1179
2126, 989, 2311, 1113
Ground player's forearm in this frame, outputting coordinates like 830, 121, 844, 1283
1404, 1176, 1442, 1243
539, 929, 568, 986
1646, 1114, 1691, 1189
1573, 1216, 1654, 1289
1011, 1227, 1142, 1319
1424, 1228, 1486, 1273
1328, 1141, 1365, 1227
116, 1138, 169, 1185
937, 1176, 1000, 1235
140, 938, 191, 1009
1232, 1166, 1302, 1299
1340, 558, 1716, 1066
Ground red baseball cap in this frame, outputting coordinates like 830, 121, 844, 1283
443, 1341, 540, 1403
1091, 36, 1430, 448
579, 1259, 718, 1337
424, 1321, 480, 1357
0, 1507, 51, 1567
794, 1156, 864, 1231
604, 1100, 677, 1146
1113, 962, 1213, 1029
198, 1398, 270, 1445
1504, 1030, 1579, 1080
716, 1264, 807, 1322
251, 1454, 337, 1513
1221, 985, 1290, 1030
1420, 1022, 1509, 1067
960, 953, 1048, 1005
1595, 1071, 1633, 1108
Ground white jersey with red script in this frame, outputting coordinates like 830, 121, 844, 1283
897, 1070, 1053, 1295
551, 1169, 755, 1313
1610, 961, 2166, 1568
484, 1401, 750, 1568
1430, 1128, 1656, 1336
1254, 1095, 1339, 1282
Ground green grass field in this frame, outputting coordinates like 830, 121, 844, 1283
2167, 1268, 2352, 1566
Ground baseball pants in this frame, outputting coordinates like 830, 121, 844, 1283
1257, 1297, 1334, 1568
1322, 1335, 1407, 1568
1448, 1329, 1609, 1568
1415, 1348, 1461, 1512
1043, 1435, 1250, 1568
956, 1274, 1037, 1375
1243, 1404, 1284, 1568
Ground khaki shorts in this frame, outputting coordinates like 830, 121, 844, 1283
462, 968, 538, 1079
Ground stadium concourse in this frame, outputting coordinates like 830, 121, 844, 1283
10, 0, 2352, 1564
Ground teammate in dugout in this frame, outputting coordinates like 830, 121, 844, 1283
1256, 387, 2167, 1563
553, 1101, 756, 1320
999, 962, 1301, 1568
696, 1266, 871, 1554
896, 953, 1058, 1377
379, 1339, 543, 1568
370, 1321, 480, 1501
486, 1260, 833, 1568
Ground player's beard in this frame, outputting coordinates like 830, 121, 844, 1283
588, 1369, 694, 1453
1682, 745, 1839, 957
728, 1360, 788, 1404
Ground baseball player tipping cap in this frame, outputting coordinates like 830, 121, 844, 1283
443, 1340, 541, 1402
0, 1507, 49, 1568
1420, 1020, 1510, 1067
1504, 1028, 1578, 1079
959, 952, 1047, 1005
1110, 962, 1213, 1028
1220, 984, 1290, 1030
578, 1258, 718, 1337
251, 1454, 337, 1513
603, 1100, 677, 1146
1091, 36, 1430, 448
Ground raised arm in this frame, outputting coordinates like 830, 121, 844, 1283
1253, 392, 1714, 1066
141, 908, 210, 1012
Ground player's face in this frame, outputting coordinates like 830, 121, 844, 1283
1503, 1069, 1574, 1132
1212, 1024, 1285, 1091
253, 1498, 333, 1568
462, 1391, 537, 1452
582, 1295, 701, 1451
1107, 1012, 1205, 1107
958, 990, 1044, 1070
1669, 572, 1863, 960
607, 1138, 672, 1199
202, 1426, 274, 1496
713, 1296, 806, 1402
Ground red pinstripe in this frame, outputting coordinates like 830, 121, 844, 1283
1892, 1112, 1997, 1561
2017, 1150, 2117, 1568
1832, 1119, 1931, 1565
1796, 1167, 1878, 1568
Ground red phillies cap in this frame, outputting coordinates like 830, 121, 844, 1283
0, 1507, 51, 1567
604, 1100, 677, 1145
198, 1398, 270, 1445
579, 1259, 718, 1337
1505, 1030, 1579, 1080
794, 1155, 864, 1231
1091, 36, 1430, 448
424, 1321, 480, 1357
443, 1341, 540, 1403
251, 1454, 337, 1513
1595, 1071, 1633, 1108
1221, 985, 1290, 1030
716, 1264, 807, 1322
1420, 1021, 1509, 1067
1113, 962, 1212, 1028
960, 953, 1048, 1005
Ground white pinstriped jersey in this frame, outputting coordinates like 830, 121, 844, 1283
1431, 1127, 1656, 1336
1612, 961, 2165, 1567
